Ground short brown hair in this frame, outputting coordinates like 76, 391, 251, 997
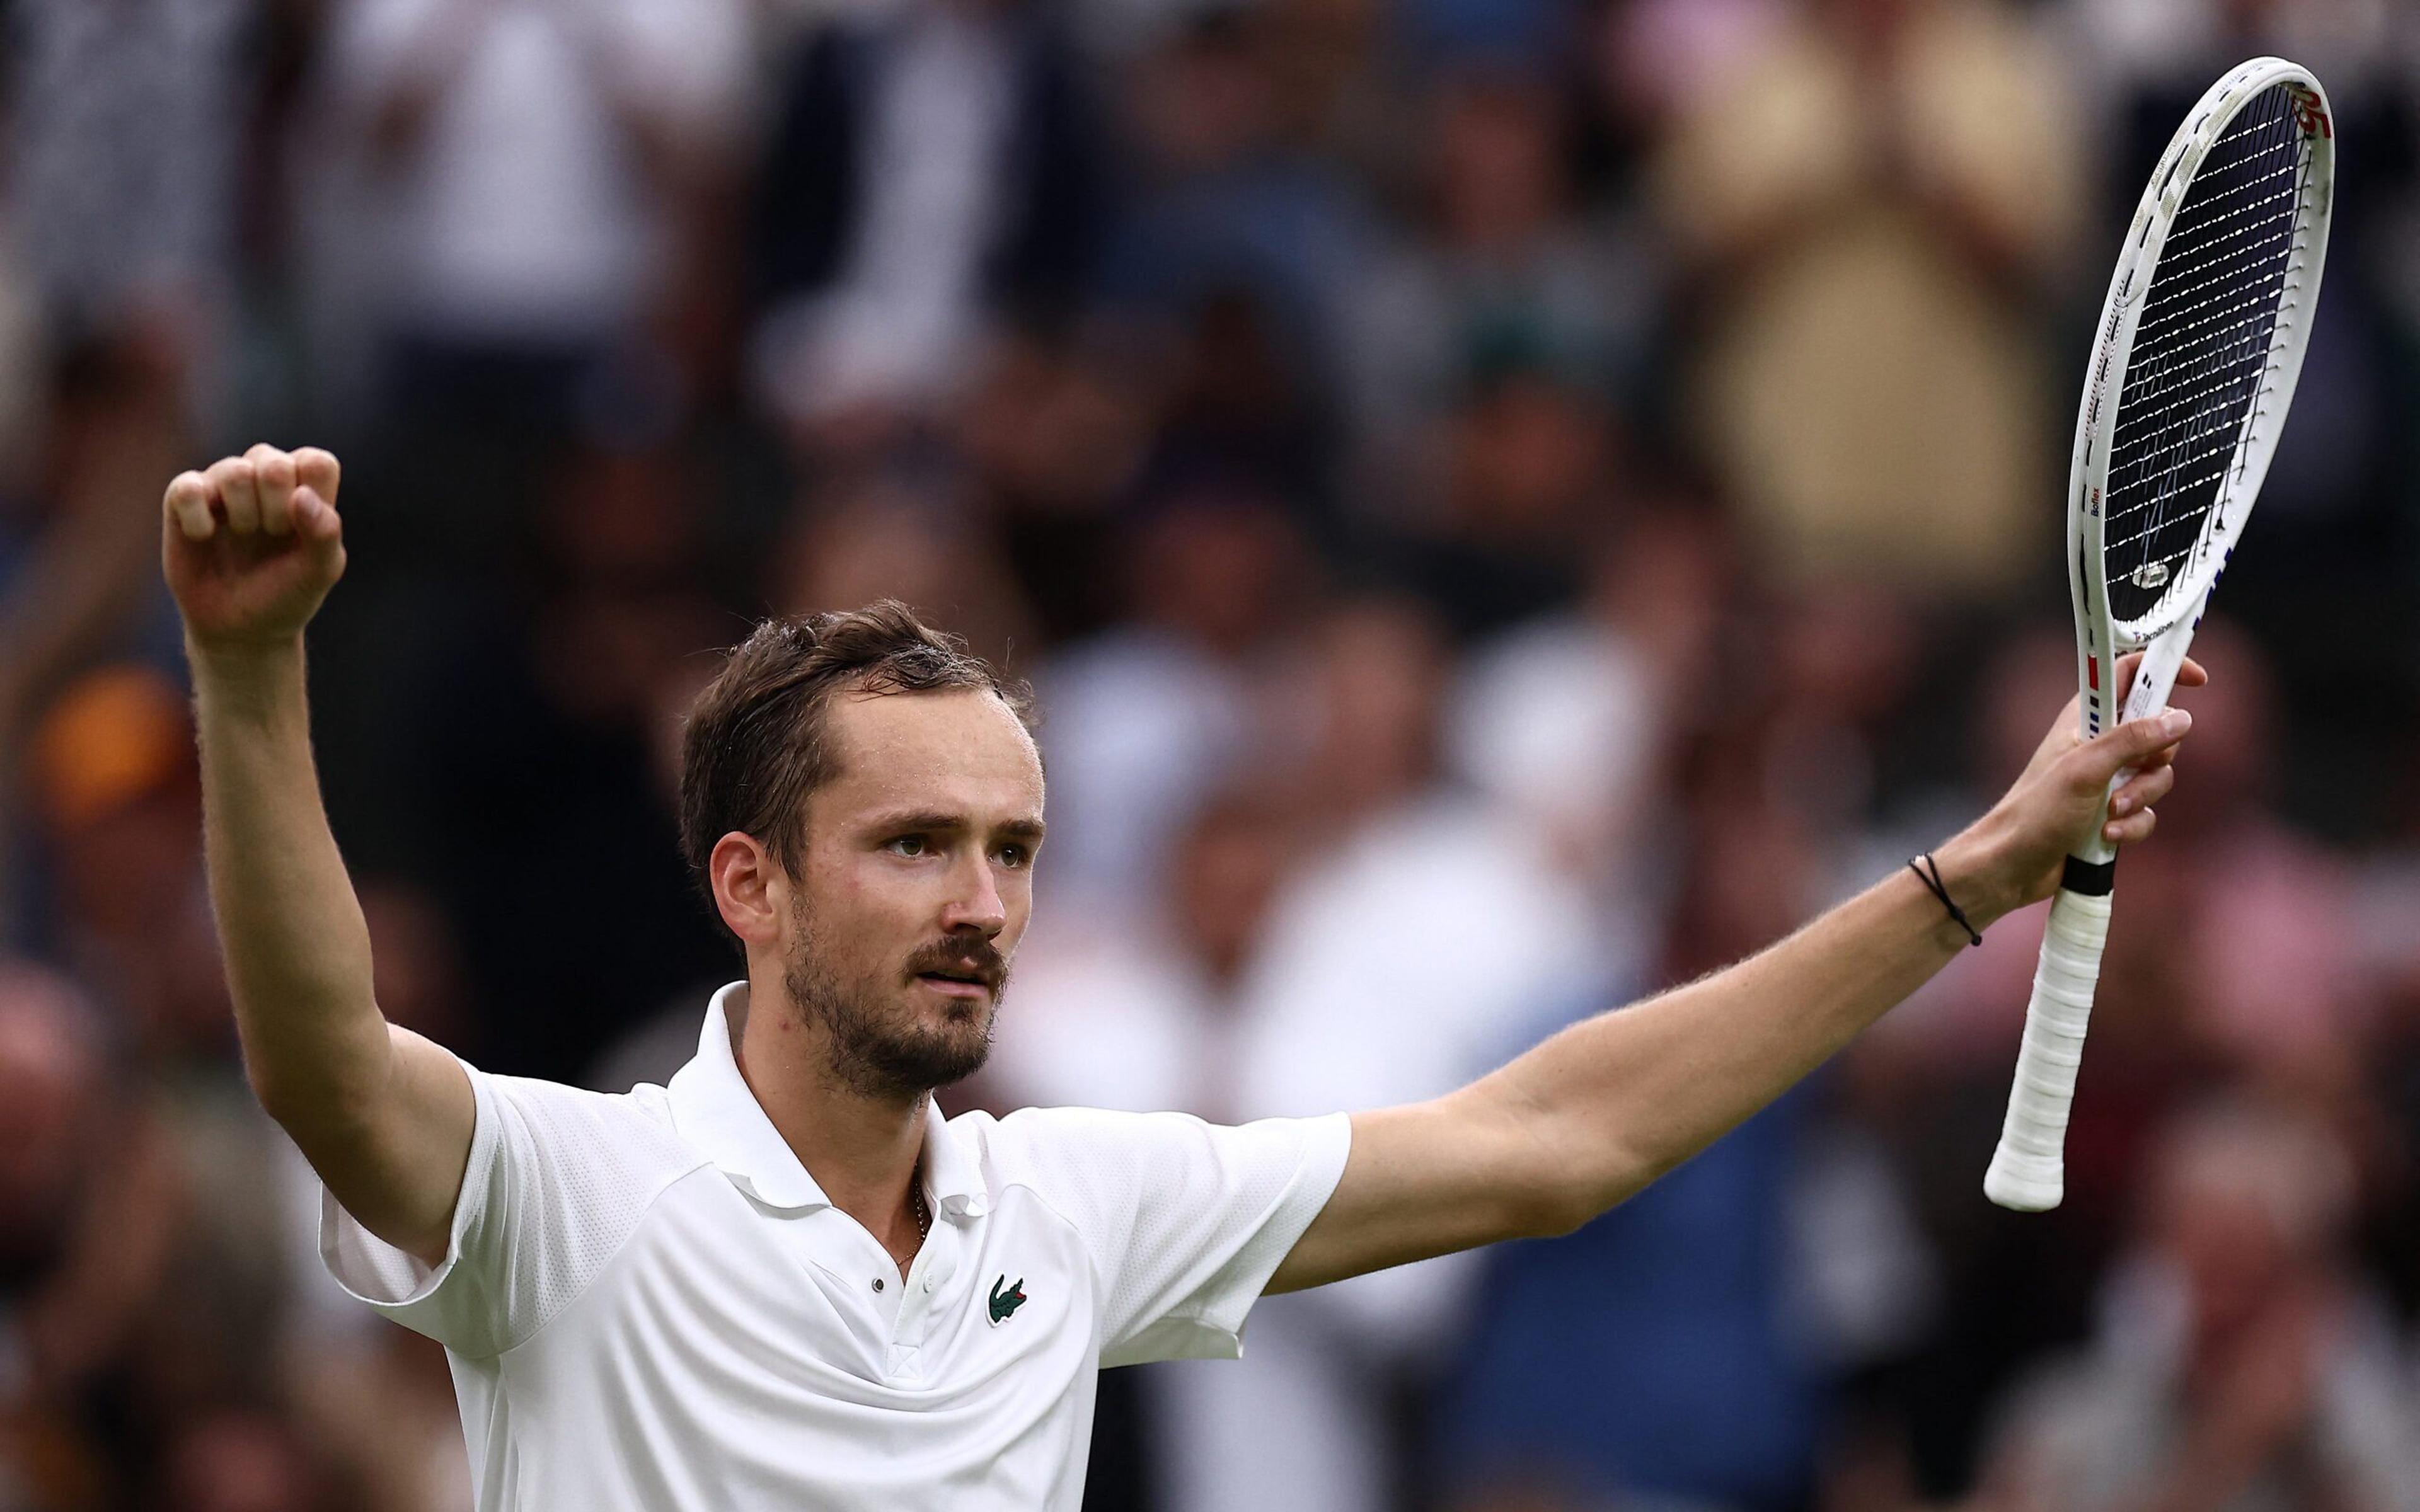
677, 602, 1035, 912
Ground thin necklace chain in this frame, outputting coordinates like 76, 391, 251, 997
913, 1183, 932, 1240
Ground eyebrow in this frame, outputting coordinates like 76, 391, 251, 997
867, 810, 1046, 842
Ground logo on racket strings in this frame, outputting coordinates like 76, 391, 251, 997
2288, 84, 2331, 140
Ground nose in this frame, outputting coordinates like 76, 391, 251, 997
941, 852, 1008, 939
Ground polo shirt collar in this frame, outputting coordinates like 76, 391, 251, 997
665, 982, 989, 1219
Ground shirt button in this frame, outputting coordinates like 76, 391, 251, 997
923, 1278, 936, 1293
873, 1278, 885, 1292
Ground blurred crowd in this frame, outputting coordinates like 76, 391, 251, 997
4, 0, 2420, 1507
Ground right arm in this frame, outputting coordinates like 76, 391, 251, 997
167, 445, 471, 1264
1270, 662, 2194, 1293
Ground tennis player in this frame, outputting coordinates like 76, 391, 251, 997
164, 444, 2195, 1508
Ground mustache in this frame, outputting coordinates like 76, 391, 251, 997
902, 937, 1008, 990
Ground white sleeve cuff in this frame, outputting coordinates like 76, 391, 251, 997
1192, 1110, 1354, 1345
1105, 1109, 1354, 1366
316, 1053, 495, 1316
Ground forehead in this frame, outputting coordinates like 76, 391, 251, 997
814, 688, 1043, 824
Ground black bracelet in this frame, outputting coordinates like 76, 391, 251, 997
1908, 853, 1982, 947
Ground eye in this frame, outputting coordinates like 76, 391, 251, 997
887, 835, 930, 859
996, 843, 1030, 869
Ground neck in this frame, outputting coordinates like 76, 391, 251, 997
732, 976, 930, 1266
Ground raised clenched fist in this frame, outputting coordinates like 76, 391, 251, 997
163, 444, 347, 652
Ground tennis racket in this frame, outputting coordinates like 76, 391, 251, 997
1983, 58, 2334, 1211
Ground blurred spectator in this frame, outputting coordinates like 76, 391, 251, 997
1445, 498, 1732, 902
1141, 287, 1338, 524
2138, 622, 2369, 1097
994, 787, 1294, 1120
398, 440, 732, 1080
1336, 69, 1650, 634
1385, 351, 1616, 639
1974, 1099, 2417, 1512
774, 466, 1044, 678
158, 1409, 333, 1512
0, 959, 182, 1509
1435, 707, 1838, 1512
1, 0, 250, 362
1595, 0, 1792, 134
1653, 0, 2083, 598
284, 1326, 471, 1512
1345, 70, 1653, 520
751, 0, 1113, 441
316, 0, 751, 436
20, 667, 209, 1026
1103, 4, 1377, 467
1151, 596, 1601, 1512
0, 339, 190, 927
0, 243, 37, 479
955, 323, 1160, 638
958, 323, 1158, 525
1035, 481, 1315, 917
14, 669, 381, 1509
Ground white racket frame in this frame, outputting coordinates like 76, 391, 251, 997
1984, 56, 2334, 1211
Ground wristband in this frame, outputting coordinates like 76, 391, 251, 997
1908, 852, 1983, 947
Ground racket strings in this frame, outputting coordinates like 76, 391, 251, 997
2138, 178, 2300, 272
2123, 256, 2284, 353
2136, 182, 2301, 282
2101, 83, 2308, 624
2103, 471, 2239, 556
2106, 297, 2283, 448
2106, 270, 2293, 520
2125, 203, 2298, 376
2202, 113, 2285, 154
2123, 176, 2302, 355
2137, 139, 2303, 256
2125, 210, 2297, 348
2103, 308, 2287, 476
2121, 198, 2300, 360
2110, 301, 2274, 454
2108, 433, 2251, 510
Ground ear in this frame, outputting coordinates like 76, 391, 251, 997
708, 832, 785, 947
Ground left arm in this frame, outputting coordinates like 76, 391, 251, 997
1269, 671, 2196, 1293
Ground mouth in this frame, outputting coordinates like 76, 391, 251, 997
913, 970, 994, 1000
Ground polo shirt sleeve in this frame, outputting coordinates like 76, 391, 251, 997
1003, 1107, 1352, 1368
317, 1057, 701, 1358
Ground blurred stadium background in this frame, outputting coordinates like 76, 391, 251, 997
4, 0, 2420, 1507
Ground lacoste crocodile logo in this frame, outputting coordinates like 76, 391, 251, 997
989, 1275, 1028, 1326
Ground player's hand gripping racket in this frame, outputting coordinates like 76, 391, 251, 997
1984, 59, 2334, 1211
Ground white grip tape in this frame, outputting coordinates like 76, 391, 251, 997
1983, 886, 2114, 1211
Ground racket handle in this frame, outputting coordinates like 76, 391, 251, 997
1983, 883, 2114, 1211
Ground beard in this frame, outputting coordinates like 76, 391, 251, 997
783, 904, 1005, 1099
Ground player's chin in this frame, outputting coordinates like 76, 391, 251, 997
894, 1005, 997, 1089
902, 979, 1001, 1046
857, 1017, 994, 1096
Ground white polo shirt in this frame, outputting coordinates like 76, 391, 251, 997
320, 982, 1351, 1509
